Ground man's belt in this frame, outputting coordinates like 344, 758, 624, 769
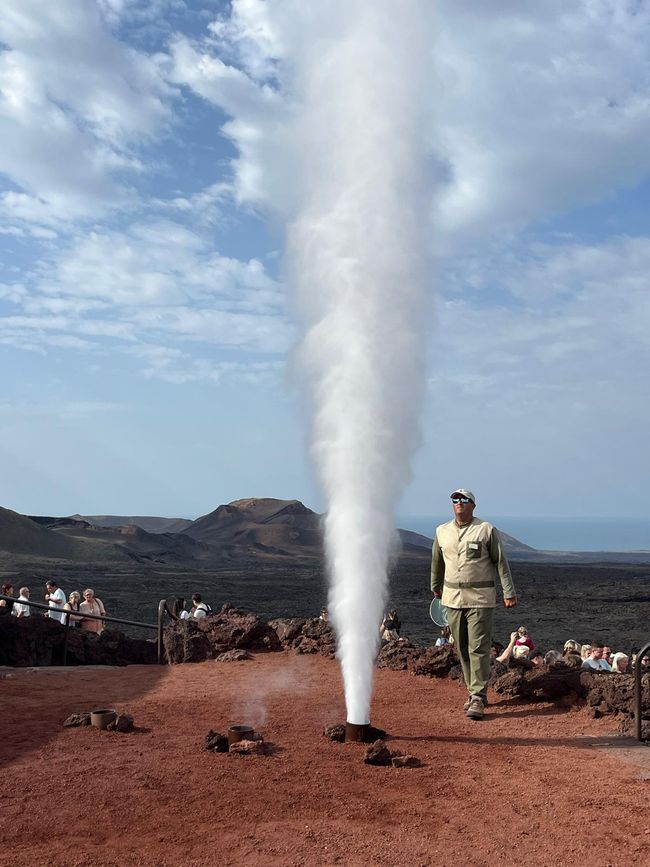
444, 580, 495, 589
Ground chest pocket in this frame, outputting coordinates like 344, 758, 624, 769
466, 541, 482, 560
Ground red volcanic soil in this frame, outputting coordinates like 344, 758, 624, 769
1, 656, 649, 867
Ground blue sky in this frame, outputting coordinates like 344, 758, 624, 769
2, 0, 650, 520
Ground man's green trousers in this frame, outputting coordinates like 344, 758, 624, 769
446, 606, 494, 700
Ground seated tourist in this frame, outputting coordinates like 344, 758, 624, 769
581, 642, 612, 671
319, 607, 329, 622
435, 626, 452, 647
563, 639, 581, 656
544, 650, 562, 665
531, 651, 545, 666
558, 639, 581, 667
190, 594, 211, 618
12, 587, 31, 618
580, 643, 592, 660
611, 652, 629, 673
496, 631, 518, 664
380, 610, 400, 642
514, 626, 535, 652
79, 588, 107, 634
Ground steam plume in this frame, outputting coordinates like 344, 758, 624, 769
286, 2, 434, 724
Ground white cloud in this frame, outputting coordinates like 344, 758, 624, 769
169, 1, 650, 251
432, 234, 650, 415
0, 0, 173, 224
128, 341, 283, 383
0, 217, 292, 370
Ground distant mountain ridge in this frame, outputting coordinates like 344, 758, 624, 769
2, 497, 621, 565
70, 514, 193, 534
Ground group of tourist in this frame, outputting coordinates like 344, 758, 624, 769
0, 580, 107, 633
490, 631, 648, 674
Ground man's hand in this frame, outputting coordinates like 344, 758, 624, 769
431, 590, 441, 599
503, 596, 517, 608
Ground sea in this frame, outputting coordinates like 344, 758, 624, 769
398, 515, 650, 553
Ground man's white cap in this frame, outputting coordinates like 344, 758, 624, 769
450, 488, 475, 503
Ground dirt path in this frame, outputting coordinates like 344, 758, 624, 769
1, 656, 648, 867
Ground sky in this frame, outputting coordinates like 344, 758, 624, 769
2, 0, 650, 521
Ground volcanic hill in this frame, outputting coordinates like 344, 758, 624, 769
1, 497, 538, 565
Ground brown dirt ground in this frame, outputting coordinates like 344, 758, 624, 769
1, 655, 649, 867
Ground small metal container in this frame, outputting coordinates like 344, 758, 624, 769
228, 724, 254, 747
90, 708, 117, 730
345, 722, 371, 743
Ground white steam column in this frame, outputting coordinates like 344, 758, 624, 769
288, 2, 434, 727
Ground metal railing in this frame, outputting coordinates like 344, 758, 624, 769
0, 593, 168, 665
634, 639, 650, 743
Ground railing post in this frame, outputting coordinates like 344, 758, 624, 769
62, 611, 70, 666
157, 599, 167, 665
634, 640, 650, 742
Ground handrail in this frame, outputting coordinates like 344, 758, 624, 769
0, 594, 156, 629
634, 639, 650, 742
0, 593, 163, 665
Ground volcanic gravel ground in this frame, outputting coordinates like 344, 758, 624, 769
1, 655, 649, 867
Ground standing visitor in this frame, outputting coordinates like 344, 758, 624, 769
13, 587, 31, 618
430, 488, 517, 720
63, 591, 82, 627
45, 581, 66, 623
79, 589, 107, 633
0, 583, 15, 613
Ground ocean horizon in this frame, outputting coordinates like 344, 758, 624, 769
398, 515, 650, 553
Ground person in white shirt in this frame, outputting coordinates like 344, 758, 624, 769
13, 587, 31, 618
45, 580, 66, 623
190, 593, 211, 619
581, 643, 612, 672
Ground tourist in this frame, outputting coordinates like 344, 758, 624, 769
531, 651, 545, 666
190, 593, 211, 618
580, 644, 592, 660
495, 632, 518, 664
512, 645, 531, 663
514, 626, 535, 652
431, 488, 517, 721
602, 645, 612, 666
581, 642, 612, 672
544, 650, 562, 665
45, 580, 66, 623
562, 639, 582, 667
0, 582, 15, 613
63, 591, 82, 627
12, 587, 31, 618
380, 609, 401, 641
435, 626, 452, 647
611, 652, 629, 673
563, 639, 581, 656
319, 607, 329, 622
79, 588, 107, 633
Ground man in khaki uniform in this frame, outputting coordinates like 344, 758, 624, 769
431, 488, 517, 720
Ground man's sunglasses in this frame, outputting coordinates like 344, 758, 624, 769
451, 497, 473, 504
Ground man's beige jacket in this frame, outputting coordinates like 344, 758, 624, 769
430, 517, 516, 609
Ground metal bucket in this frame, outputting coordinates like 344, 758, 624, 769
90, 708, 117, 730
228, 724, 254, 747
345, 722, 371, 743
